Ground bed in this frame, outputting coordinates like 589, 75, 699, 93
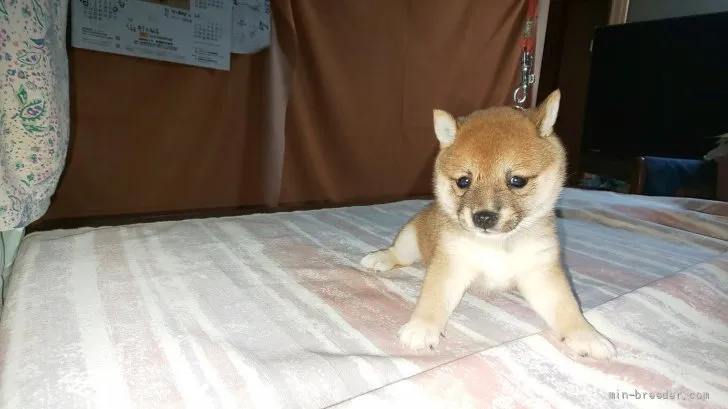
1, 187, 727, 409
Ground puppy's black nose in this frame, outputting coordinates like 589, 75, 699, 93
472, 211, 498, 229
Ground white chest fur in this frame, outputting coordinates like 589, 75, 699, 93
442, 231, 557, 292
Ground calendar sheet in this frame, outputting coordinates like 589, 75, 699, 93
231, 0, 270, 54
71, 0, 233, 70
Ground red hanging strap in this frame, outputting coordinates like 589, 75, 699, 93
521, 0, 538, 53
513, 0, 539, 108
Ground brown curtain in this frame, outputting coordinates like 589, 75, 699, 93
39, 0, 528, 223
42, 49, 268, 220
273, 0, 528, 206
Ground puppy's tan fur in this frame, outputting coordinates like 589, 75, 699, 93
361, 90, 616, 359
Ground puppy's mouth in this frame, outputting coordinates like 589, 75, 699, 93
458, 208, 521, 236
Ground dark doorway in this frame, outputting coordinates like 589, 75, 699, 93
537, 0, 612, 185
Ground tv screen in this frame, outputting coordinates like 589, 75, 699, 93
581, 11, 728, 161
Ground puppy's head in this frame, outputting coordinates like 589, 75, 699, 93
432, 90, 566, 237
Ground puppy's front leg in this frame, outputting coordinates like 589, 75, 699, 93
399, 256, 472, 351
518, 264, 616, 360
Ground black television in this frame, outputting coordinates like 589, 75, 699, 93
580, 11, 728, 161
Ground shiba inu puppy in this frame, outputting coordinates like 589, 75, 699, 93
361, 90, 616, 359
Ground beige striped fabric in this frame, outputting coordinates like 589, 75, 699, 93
1, 188, 727, 409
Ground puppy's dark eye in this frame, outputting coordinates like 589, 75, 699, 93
508, 176, 528, 188
456, 176, 471, 189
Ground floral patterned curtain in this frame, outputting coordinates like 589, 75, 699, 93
0, 0, 70, 231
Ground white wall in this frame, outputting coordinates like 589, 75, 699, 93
531, 0, 550, 107
627, 0, 728, 22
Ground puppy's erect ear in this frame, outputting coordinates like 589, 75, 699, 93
433, 109, 458, 147
531, 89, 561, 137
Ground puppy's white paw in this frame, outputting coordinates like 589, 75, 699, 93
398, 319, 443, 351
563, 329, 616, 360
360, 250, 397, 272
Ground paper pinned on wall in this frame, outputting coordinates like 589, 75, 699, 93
231, 0, 271, 54
71, 0, 233, 71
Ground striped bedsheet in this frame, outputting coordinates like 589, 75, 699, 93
1, 188, 727, 409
